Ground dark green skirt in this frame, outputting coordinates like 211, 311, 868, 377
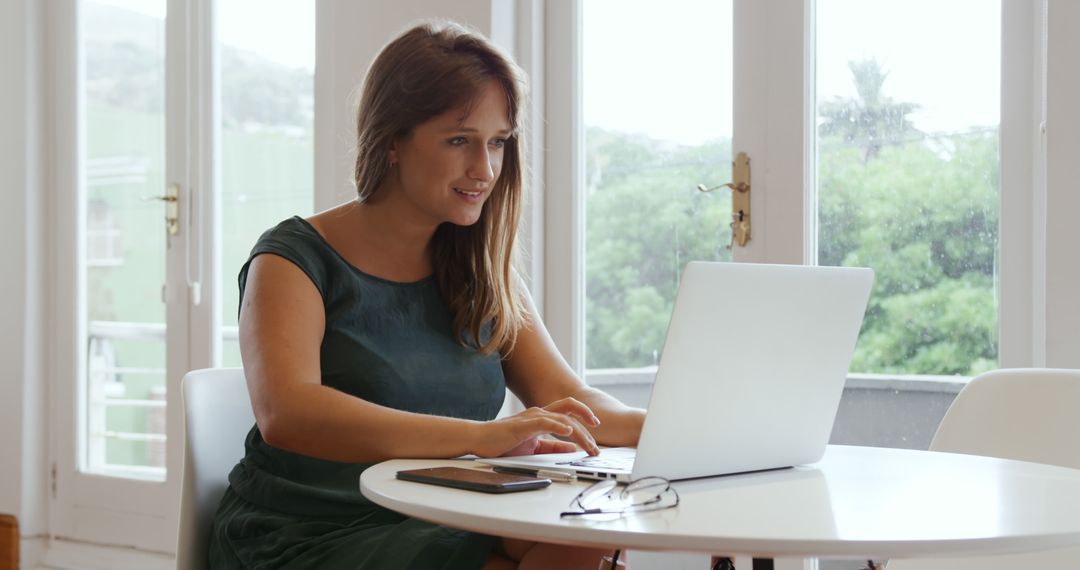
208, 487, 498, 569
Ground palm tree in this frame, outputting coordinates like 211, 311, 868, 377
819, 59, 920, 162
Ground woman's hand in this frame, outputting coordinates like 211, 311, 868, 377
471, 397, 602, 458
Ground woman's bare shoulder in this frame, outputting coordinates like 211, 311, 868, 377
305, 202, 359, 236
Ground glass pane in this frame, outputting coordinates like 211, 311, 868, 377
816, 0, 1001, 376
83, 0, 167, 480
583, 0, 734, 372
219, 0, 315, 366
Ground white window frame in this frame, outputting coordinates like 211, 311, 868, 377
1042, 0, 1080, 368
543, 0, 1047, 388
46, 0, 219, 555
999, 0, 1044, 369
542, 0, 816, 380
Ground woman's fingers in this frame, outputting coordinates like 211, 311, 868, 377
523, 414, 598, 455
533, 415, 598, 456
543, 397, 601, 427
538, 399, 602, 455
526, 416, 573, 438
533, 438, 579, 455
474, 403, 602, 458
564, 416, 600, 455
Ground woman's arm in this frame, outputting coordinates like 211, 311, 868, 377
502, 291, 646, 448
240, 254, 599, 463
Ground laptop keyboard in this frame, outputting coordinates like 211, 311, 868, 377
559, 455, 634, 470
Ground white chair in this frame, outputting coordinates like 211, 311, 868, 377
176, 368, 254, 570
886, 368, 1080, 570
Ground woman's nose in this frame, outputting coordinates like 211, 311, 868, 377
467, 147, 496, 183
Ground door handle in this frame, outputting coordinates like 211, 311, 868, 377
143, 183, 180, 236
697, 152, 751, 247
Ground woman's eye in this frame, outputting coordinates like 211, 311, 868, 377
448, 137, 467, 146
490, 138, 507, 149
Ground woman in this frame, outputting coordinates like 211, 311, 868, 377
208, 20, 645, 570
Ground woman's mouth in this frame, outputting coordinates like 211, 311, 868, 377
454, 187, 484, 200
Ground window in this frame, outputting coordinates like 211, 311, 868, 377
86, 196, 124, 266
78, 0, 315, 481
218, 0, 315, 366
54, 0, 315, 551
548, 0, 1035, 410
582, 0, 733, 381
815, 0, 1001, 377
543, 25, 1046, 570
82, 0, 168, 481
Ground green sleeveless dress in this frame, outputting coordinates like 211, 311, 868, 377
208, 217, 506, 569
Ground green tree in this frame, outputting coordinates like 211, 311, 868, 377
819, 59, 920, 163
585, 129, 732, 368
818, 60, 998, 376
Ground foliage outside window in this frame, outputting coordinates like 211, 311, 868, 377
585, 133, 732, 369
582, 0, 734, 372
818, 60, 999, 376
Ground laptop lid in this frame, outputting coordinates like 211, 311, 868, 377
479, 262, 873, 482
629, 261, 873, 480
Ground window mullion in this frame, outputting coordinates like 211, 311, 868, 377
998, 0, 1043, 368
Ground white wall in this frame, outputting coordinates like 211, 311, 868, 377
0, 0, 49, 560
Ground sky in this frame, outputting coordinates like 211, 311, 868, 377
94, 0, 998, 145
584, 0, 1001, 145
91, 0, 315, 70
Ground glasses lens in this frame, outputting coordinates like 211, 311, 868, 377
622, 477, 670, 505
576, 479, 618, 509
562, 477, 678, 518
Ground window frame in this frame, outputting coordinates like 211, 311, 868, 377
47, 0, 222, 552
543, 0, 1045, 388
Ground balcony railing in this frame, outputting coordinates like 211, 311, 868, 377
86, 320, 240, 481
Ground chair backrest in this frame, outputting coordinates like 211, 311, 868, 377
887, 368, 1080, 570
176, 368, 254, 570
929, 368, 1080, 467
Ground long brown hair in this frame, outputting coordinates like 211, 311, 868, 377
353, 21, 528, 355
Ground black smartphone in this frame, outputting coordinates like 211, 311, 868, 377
396, 466, 551, 494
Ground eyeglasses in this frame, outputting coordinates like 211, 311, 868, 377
560, 476, 680, 518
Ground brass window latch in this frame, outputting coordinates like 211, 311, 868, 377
697, 151, 751, 248
143, 183, 180, 236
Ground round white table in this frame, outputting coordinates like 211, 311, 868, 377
360, 445, 1080, 563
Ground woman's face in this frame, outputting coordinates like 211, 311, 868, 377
388, 80, 512, 228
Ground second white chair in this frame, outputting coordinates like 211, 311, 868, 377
176, 368, 254, 570
886, 368, 1080, 570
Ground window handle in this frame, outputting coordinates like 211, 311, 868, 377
142, 183, 180, 236
696, 152, 751, 248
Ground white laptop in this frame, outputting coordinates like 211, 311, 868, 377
479, 261, 873, 482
